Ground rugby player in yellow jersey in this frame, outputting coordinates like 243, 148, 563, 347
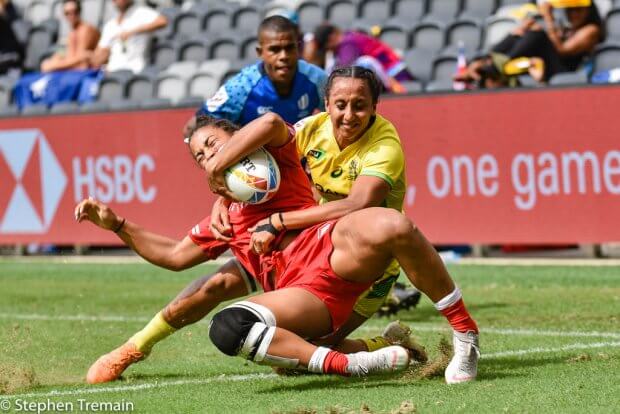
246, 66, 414, 349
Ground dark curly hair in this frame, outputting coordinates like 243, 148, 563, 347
325, 66, 383, 105
185, 114, 240, 145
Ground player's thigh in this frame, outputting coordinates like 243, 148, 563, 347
171, 259, 251, 303
330, 207, 401, 284
247, 288, 332, 339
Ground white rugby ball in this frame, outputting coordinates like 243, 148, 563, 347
225, 147, 281, 204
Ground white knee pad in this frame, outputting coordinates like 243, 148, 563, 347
224, 301, 299, 369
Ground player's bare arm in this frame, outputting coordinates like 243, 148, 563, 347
75, 198, 206, 271
249, 176, 390, 254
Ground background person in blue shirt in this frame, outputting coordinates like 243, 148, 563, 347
183, 15, 326, 136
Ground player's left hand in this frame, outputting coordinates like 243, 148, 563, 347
205, 159, 237, 200
249, 217, 277, 255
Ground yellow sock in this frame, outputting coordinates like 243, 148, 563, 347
129, 311, 177, 354
359, 336, 391, 352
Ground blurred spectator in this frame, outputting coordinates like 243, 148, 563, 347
41, 0, 100, 73
0, 0, 23, 75
90, 0, 167, 73
457, 0, 604, 88
307, 24, 415, 93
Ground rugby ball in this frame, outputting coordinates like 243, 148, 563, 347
225, 147, 281, 204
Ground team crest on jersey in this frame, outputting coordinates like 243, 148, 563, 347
347, 159, 359, 181
206, 86, 228, 112
307, 148, 325, 160
297, 93, 309, 110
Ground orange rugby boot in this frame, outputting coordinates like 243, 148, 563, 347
86, 342, 145, 384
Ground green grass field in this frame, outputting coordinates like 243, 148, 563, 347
1, 260, 619, 413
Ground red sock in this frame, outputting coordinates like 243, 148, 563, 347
440, 298, 479, 333
322, 351, 349, 376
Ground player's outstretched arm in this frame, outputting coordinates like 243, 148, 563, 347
74, 198, 207, 271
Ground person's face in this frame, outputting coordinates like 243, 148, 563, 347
113, 0, 132, 13
326, 77, 376, 145
256, 30, 299, 87
188, 125, 232, 171
566, 7, 590, 28
63, 1, 80, 26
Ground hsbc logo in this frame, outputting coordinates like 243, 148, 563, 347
0, 129, 67, 234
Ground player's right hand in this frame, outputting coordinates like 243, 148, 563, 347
210, 196, 232, 241
74, 197, 123, 231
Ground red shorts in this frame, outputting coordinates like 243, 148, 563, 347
268, 220, 374, 332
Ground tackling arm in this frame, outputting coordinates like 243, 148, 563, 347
74, 198, 206, 271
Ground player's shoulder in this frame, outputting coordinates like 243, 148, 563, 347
224, 62, 263, 92
296, 60, 327, 87
294, 112, 328, 134
367, 114, 401, 144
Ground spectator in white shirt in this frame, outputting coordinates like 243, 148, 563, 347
90, 0, 167, 73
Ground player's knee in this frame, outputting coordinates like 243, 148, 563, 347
208, 301, 276, 358
374, 210, 417, 244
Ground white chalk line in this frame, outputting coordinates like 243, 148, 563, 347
2, 312, 619, 339
4, 341, 620, 400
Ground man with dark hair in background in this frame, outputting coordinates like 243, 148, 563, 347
41, 0, 100, 72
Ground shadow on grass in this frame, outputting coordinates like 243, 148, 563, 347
478, 355, 574, 380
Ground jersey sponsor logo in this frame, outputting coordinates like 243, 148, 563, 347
307, 149, 325, 160
297, 93, 309, 110
257, 106, 273, 115
314, 183, 346, 198
330, 167, 343, 178
206, 86, 228, 112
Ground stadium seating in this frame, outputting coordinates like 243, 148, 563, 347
1, 0, 617, 116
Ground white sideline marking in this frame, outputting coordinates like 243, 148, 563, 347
0, 313, 150, 323
4, 341, 620, 399
358, 325, 620, 339
4, 373, 277, 399
2, 313, 619, 339
483, 341, 620, 359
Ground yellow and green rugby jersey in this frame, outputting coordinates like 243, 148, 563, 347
295, 112, 406, 212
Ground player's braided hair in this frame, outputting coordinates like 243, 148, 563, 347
185, 115, 240, 144
325, 66, 382, 105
